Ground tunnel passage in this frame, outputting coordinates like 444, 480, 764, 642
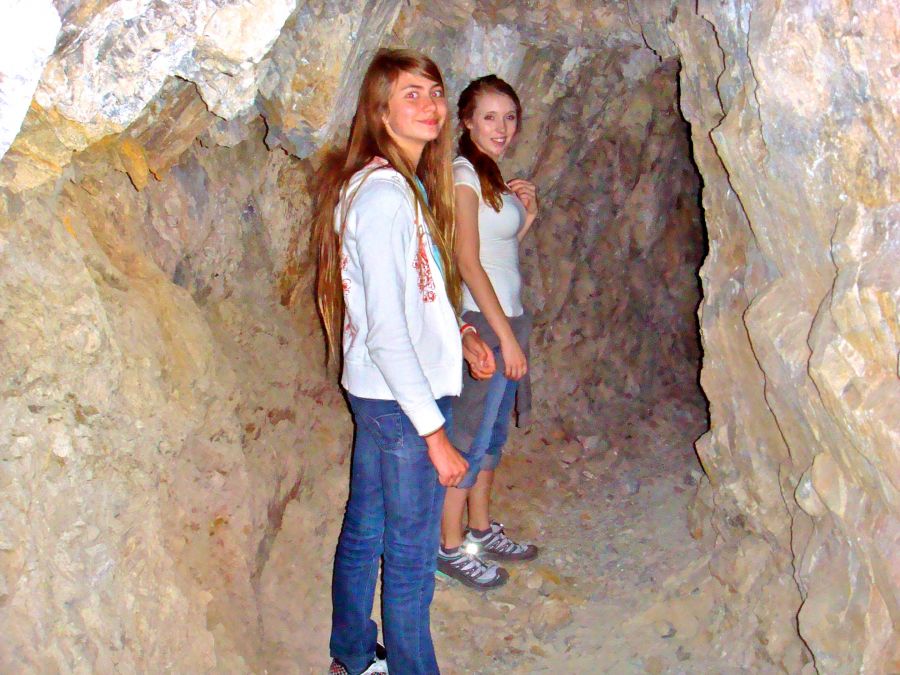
515, 54, 705, 437
1, 1, 897, 674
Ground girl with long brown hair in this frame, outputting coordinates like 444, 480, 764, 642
436, 75, 540, 590
312, 49, 494, 674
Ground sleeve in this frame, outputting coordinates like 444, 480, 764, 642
452, 159, 481, 197
351, 182, 446, 436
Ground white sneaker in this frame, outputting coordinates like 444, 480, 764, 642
329, 643, 388, 674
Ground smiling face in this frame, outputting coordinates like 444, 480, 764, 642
382, 70, 447, 163
464, 90, 519, 161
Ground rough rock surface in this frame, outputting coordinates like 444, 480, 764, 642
667, 1, 899, 671
515, 53, 703, 435
0, 0, 897, 672
0, 0, 297, 191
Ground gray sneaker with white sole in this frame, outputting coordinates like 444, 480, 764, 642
464, 521, 539, 562
436, 545, 509, 589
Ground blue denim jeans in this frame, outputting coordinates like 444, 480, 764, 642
458, 354, 518, 489
330, 394, 451, 675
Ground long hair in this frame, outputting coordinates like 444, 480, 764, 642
311, 48, 459, 361
457, 74, 522, 212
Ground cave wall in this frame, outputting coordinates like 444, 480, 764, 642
0, 0, 897, 672
0, 90, 347, 670
665, 1, 899, 672
518, 53, 704, 434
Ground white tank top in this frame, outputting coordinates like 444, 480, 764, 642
453, 156, 525, 317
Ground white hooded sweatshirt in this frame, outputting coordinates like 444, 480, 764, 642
336, 160, 462, 435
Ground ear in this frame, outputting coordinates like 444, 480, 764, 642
463, 118, 474, 131
382, 115, 397, 141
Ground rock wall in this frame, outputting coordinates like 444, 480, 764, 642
666, 0, 899, 671
0, 0, 896, 672
518, 53, 704, 434
0, 91, 344, 669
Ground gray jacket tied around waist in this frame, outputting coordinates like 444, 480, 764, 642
450, 310, 533, 452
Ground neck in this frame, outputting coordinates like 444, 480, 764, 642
398, 141, 424, 168
477, 145, 501, 163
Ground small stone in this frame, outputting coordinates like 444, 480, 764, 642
51, 432, 72, 459
530, 643, 548, 657
584, 449, 620, 474
525, 572, 543, 590
577, 434, 609, 454
535, 566, 563, 586
621, 476, 641, 495
558, 440, 582, 464
488, 600, 516, 613
528, 598, 573, 638
654, 620, 677, 639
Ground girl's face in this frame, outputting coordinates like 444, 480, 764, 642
383, 70, 447, 159
464, 90, 519, 160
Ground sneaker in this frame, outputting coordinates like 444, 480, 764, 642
436, 546, 509, 589
329, 643, 388, 675
465, 520, 539, 562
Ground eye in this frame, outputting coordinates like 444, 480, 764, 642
405, 91, 418, 99
506, 113, 517, 121
431, 89, 444, 98
484, 113, 495, 121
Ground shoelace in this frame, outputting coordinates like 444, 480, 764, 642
451, 551, 494, 579
484, 525, 526, 555
490, 533, 522, 554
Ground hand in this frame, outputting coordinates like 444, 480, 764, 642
462, 331, 496, 380
500, 337, 527, 381
424, 427, 468, 487
507, 178, 538, 219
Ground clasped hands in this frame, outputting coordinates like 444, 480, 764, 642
462, 330, 496, 380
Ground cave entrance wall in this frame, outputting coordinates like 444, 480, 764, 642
1, 0, 897, 672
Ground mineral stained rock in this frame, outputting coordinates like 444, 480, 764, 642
1, 0, 897, 672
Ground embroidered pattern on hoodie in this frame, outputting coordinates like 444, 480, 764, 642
414, 231, 437, 303
340, 254, 358, 338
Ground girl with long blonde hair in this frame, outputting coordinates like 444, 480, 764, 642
312, 49, 493, 674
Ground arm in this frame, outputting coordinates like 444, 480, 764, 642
354, 185, 466, 485
423, 427, 467, 487
507, 178, 538, 242
454, 185, 527, 381
353, 186, 445, 435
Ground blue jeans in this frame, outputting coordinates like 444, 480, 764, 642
330, 394, 451, 675
458, 357, 518, 489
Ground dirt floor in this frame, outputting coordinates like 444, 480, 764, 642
429, 394, 743, 674
279, 391, 751, 674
